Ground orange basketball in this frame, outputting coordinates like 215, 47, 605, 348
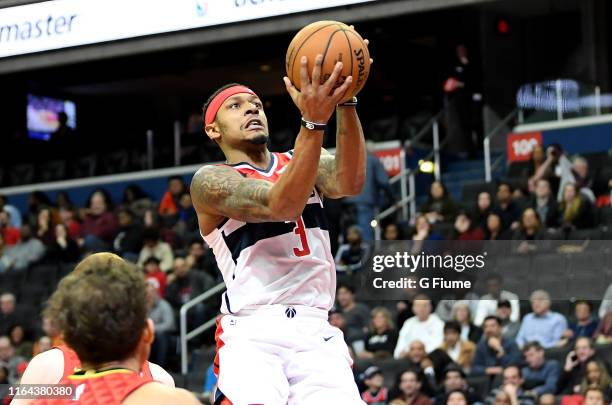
286, 21, 371, 103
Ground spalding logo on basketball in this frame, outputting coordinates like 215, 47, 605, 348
286, 20, 371, 104
285, 306, 297, 318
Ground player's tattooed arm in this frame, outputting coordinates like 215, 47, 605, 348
191, 165, 277, 223
316, 145, 365, 198
316, 114, 366, 200
316, 150, 343, 198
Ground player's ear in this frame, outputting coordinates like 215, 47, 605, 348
142, 318, 155, 345
205, 121, 221, 143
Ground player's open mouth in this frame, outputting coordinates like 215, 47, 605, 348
245, 118, 265, 130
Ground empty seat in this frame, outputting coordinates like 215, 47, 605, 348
545, 346, 571, 364
25, 263, 58, 287
18, 284, 48, 309
601, 207, 612, 226
2, 270, 25, 291
567, 227, 602, 241
57, 262, 77, 280
506, 161, 531, 180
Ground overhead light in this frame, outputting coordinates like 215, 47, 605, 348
419, 160, 435, 173
370, 219, 378, 228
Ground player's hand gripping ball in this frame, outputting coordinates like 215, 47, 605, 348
286, 21, 371, 104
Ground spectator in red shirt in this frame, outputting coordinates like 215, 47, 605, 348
80, 189, 119, 252
158, 176, 186, 217
143, 256, 167, 297
454, 211, 484, 240
58, 207, 81, 240
0, 211, 20, 246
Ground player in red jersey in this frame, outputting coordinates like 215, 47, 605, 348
25, 253, 198, 405
12, 254, 174, 405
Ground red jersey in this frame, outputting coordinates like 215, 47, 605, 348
1, 227, 20, 245
56, 346, 153, 380
31, 368, 152, 405
145, 270, 167, 297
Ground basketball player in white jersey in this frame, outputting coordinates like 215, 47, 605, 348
191, 54, 367, 404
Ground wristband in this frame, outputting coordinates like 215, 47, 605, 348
338, 96, 358, 107
301, 117, 326, 131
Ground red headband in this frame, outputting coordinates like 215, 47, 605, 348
204, 85, 257, 126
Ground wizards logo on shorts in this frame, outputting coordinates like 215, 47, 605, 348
285, 307, 297, 318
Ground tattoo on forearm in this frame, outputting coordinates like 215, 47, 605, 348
191, 166, 272, 219
316, 154, 340, 197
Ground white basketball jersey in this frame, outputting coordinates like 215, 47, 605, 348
202, 151, 336, 314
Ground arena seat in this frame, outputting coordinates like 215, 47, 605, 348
58, 262, 77, 279
25, 263, 58, 288
600, 207, 612, 226
18, 283, 48, 310
544, 346, 571, 364
466, 375, 492, 400
506, 161, 531, 180
567, 227, 602, 241
595, 343, 612, 360
1, 270, 25, 294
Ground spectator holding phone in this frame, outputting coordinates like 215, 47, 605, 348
557, 337, 600, 395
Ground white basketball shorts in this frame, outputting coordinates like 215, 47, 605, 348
212, 304, 366, 405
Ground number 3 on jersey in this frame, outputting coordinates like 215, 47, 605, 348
293, 217, 311, 257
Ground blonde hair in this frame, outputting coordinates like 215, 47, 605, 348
370, 307, 394, 332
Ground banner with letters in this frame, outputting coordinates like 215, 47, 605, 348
0, 0, 375, 59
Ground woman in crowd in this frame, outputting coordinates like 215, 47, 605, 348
473, 191, 492, 231
9, 325, 33, 359
453, 211, 484, 240
420, 181, 458, 224
35, 207, 56, 246
484, 213, 510, 240
512, 208, 547, 241
579, 360, 612, 402
451, 301, 482, 343
411, 214, 443, 255
47, 223, 80, 263
358, 307, 399, 360
559, 183, 594, 230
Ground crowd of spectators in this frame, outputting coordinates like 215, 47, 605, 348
339, 291, 612, 405
0, 142, 611, 405
0, 176, 218, 375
